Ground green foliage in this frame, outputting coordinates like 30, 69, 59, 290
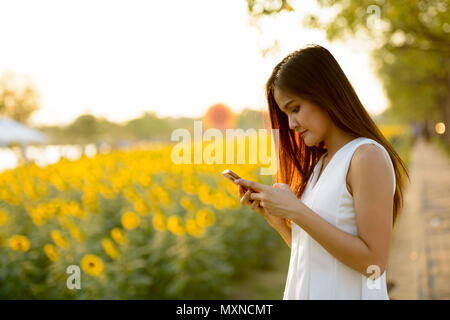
124, 112, 171, 140
236, 108, 268, 129
246, 0, 450, 144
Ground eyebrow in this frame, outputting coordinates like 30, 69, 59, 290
281, 99, 296, 112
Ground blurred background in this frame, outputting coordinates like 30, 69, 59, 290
0, 0, 448, 299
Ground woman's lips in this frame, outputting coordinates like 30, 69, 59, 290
299, 130, 307, 136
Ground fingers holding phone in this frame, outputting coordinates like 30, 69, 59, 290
238, 184, 247, 199
240, 188, 265, 217
222, 169, 254, 193
222, 169, 262, 210
250, 197, 262, 211
239, 189, 253, 206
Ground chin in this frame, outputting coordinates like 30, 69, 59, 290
306, 136, 322, 148
301, 133, 314, 146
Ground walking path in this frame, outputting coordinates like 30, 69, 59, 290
387, 137, 450, 299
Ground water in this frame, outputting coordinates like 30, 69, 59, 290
0, 144, 100, 173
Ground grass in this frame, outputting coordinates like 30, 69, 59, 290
225, 236, 291, 300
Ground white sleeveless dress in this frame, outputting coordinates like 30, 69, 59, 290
283, 137, 395, 300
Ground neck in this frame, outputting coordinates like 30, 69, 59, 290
323, 126, 357, 159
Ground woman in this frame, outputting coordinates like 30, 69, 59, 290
235, 44, 410, 300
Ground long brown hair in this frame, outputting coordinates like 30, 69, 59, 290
265, 44, 410, 226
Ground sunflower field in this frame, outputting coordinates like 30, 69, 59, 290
0, 125, 412, 299
0, 142, 280, 299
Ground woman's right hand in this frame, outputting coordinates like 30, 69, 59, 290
238, 184, 287, 228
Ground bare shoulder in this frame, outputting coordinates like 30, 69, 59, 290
346, 143, 392, 196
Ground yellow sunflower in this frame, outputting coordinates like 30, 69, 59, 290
80, 254, 104, 276
50, 230, 69, 248
186, 218, 205, 238
121, 211, 140, 230
134, 200, 149, 215
68, 226, 85, 242
101, 239, 119, 260
44, 244, 59, 261
196, 209, 215, 228
152, 214, 166, 232
180, 197, 195, 212
167, 215, 185, 236
9, 234, 30, 252
110, 228, 126, 245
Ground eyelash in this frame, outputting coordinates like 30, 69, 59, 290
292, 106, 300, 113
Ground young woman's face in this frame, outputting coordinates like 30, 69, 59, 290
273, 86, 331, 146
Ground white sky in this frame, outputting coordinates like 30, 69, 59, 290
0, 0, 388, 126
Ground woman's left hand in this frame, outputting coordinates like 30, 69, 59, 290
235, 179, 306, 220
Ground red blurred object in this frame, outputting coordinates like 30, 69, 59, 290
204, 103, 235, 130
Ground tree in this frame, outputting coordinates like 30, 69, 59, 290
246, 0, 450, 143
124, 112, 171, 140
0, 72, 40, 124
66, 114, 102, 143
236, 108, 269, 129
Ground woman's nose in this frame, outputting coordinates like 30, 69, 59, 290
288, 115, 299, 130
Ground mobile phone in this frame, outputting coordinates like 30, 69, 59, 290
221, 169, 241, 183
222, 169, 261, 207
221, 169, 255, 193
